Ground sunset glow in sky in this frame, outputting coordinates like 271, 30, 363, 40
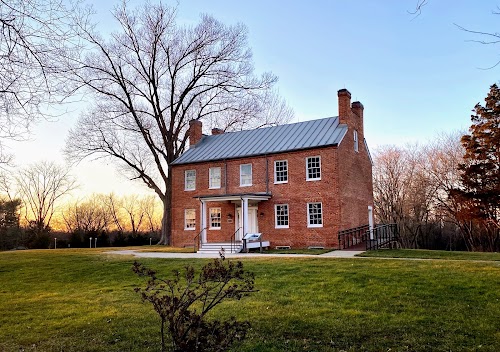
6, 0, 500, 197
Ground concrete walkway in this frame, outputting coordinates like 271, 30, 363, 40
109, 249, 365, 259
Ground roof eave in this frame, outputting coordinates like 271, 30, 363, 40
171, 143, 340, 166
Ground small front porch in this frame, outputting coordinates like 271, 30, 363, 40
194, 193, 271, 253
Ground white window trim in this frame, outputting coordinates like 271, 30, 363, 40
274, 204, 290, 229
306, 156, 321, 181
184, 209, 196, 230
354, 130, 359, 153
307, 202, 323, 228
209, 207, 221, 230
274, 160, 288, 184
184, 170, 196, 191
209, 167, 221, 189
240, 164, 252, 187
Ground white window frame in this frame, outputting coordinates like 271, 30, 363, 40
307, 202, 323, 228
184, 170, 196, 191
306, 156, 321, 181
209, 208, 221, 230
274, 160, 288, 184
209, 167, 221, 189
184, 209, 196, 230
354, 130, 359, 153
240, 164, 252, 187
275, 204, 289, 229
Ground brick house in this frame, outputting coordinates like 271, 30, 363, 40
170, 89, 373, 251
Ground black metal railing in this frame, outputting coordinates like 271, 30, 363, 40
227, 227, 242, 253
193, 227, 207, 253
365, 223, 399, 250
337, 224, 369, 250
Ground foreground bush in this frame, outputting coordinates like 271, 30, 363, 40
133, 254, 256, 352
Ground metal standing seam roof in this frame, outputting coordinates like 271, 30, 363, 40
172, 116, 348, 165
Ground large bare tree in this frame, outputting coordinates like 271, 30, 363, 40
16, 161, 76, 234
0, 0, 77, 163
64, 2, 293, 244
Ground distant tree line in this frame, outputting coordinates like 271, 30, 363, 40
374, 84, 499, 251
0, 161, 162, 250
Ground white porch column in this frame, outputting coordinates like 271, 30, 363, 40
242, 197, 249, 236
368, 205, 374, 240
200, 200, 207, 243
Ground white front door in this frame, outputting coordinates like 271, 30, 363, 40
236, 207, 258, 240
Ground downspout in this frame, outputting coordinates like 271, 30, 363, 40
224, 159, 228, 194
265, 155, 269, 194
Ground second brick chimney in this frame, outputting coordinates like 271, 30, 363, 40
211, 128, 224, 135
337, 89, 364, 134
188, 120, 203, 147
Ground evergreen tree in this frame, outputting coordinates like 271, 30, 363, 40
456, 84, 500, 250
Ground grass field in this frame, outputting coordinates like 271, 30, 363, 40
1, 249, 500, 351
358, 249, 500, 261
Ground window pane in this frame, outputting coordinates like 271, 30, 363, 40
240, 164, 252, 186
185, 209, 195, 229
209, 167, 221, 189
354, 130, 359, 152
185, 170, 196, 190
275, 160, 288, 183
210, 208, 221, 229
308, 203, 322, 226
275, 204, 289, 227
307, 157, 321, 180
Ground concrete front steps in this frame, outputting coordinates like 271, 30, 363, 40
197, 242, 243, 254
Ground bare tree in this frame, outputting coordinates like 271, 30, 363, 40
102, 193, 124, 233
16, 161, 76, 233
408, 0, 428, 17
121, 194, 145, 234
141, 194, 162, 234
374, 133, 475, 249
61, 194, 112, 233
64, 2, 293, 244
0, 0, 78, 162
373, 145, 439, 248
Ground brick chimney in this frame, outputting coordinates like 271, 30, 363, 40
211, 128, 224, 135
351, 101, 364, 135
337, 89, 351, 125
188, 120, 202, 147
351, 101, 364, 119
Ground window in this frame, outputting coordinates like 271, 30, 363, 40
240, 164, 252, 186
306, 156, 321, 181
185, 170, 196, 191
274, 160, 288, 184
354, 130, 359, 152
307, 202, 323, 227
184, 209, 196, 230
275, 204, 289, 228
209, 167, 221, 189
209, 208, 221, 229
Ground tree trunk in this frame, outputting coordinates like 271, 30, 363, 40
158, 173, 172, 245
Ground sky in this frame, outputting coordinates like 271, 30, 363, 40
5, 0, 500, 197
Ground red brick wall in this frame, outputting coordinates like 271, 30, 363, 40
171, 146, 358, 248
337, 104, 374, 230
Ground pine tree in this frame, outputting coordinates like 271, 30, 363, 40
457, 84, 500, 250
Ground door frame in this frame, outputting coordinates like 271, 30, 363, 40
235, 206, 258, 240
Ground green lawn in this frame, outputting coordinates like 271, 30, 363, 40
358, 249, 500, 261
1, 249, 500, 351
